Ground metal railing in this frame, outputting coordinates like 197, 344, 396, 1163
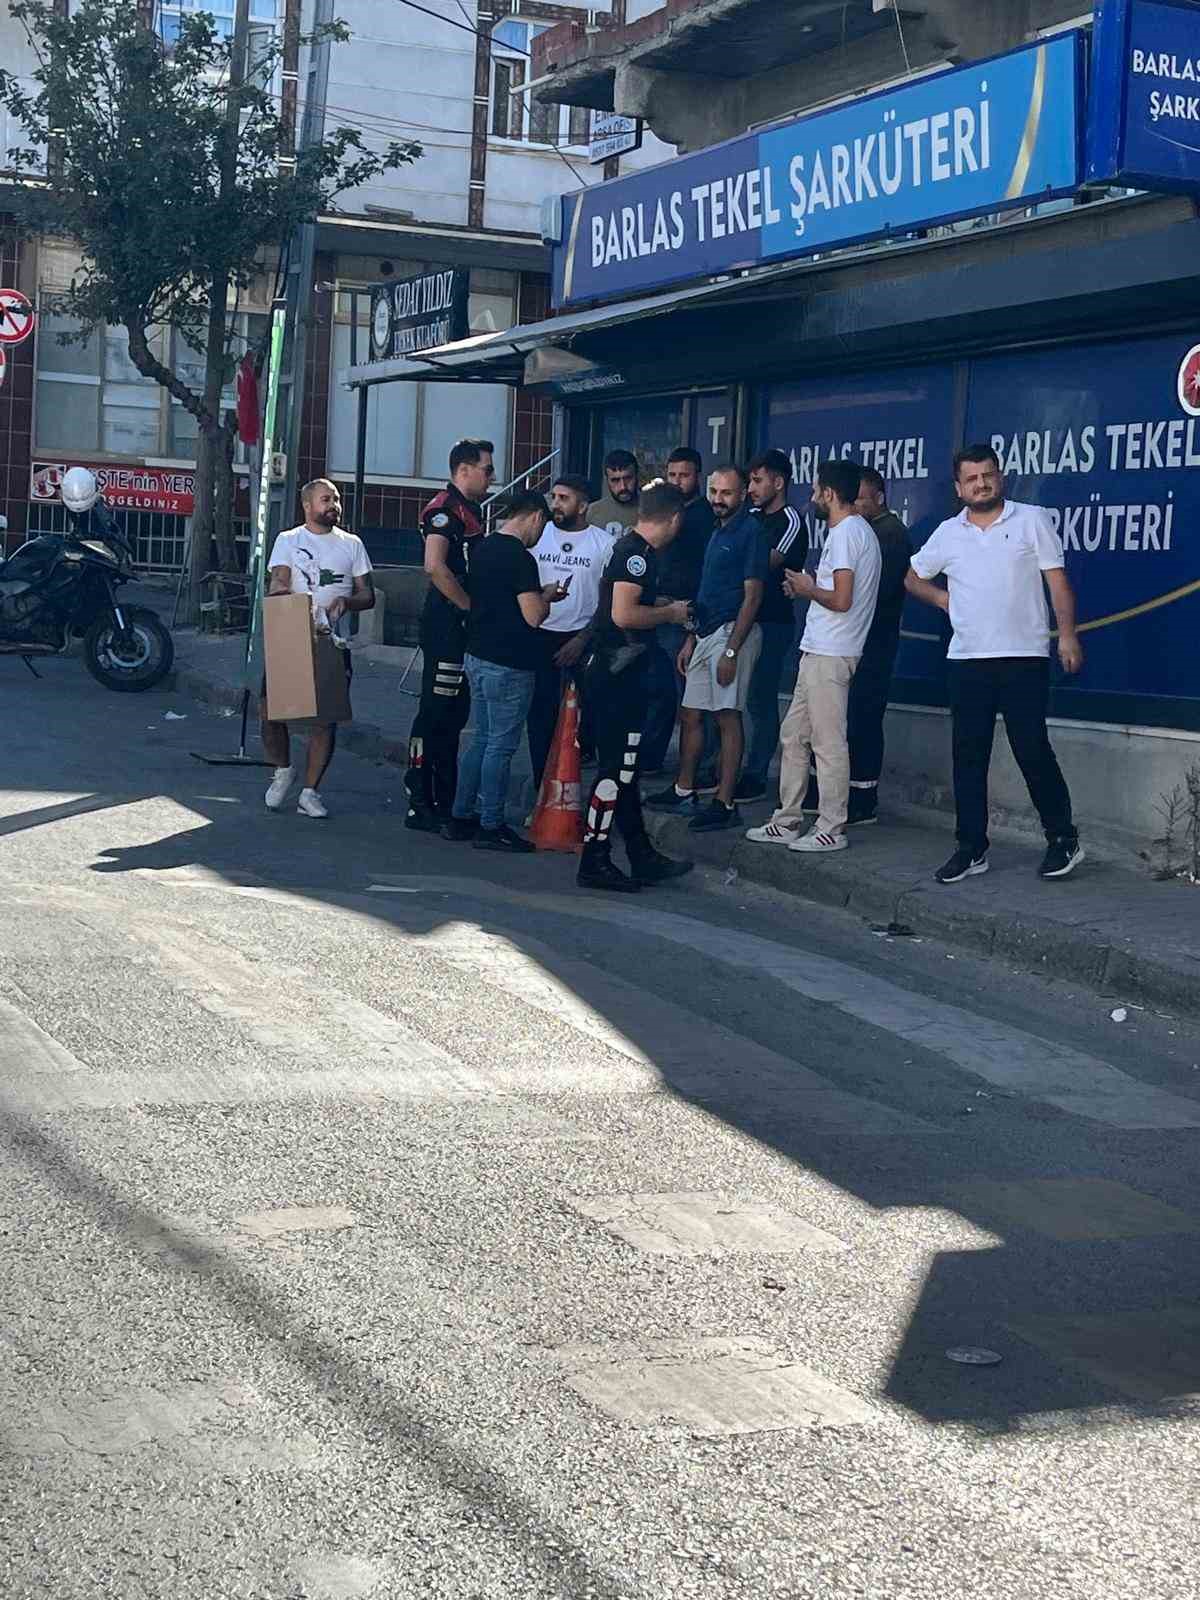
482, 447, 561, 531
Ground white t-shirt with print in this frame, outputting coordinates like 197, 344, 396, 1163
800, 513, 882, 658
268, 525, 372, 628
534, 522, 615, 633
911, 500, 1064, 660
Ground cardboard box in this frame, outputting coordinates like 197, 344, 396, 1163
264, 594, 353, 723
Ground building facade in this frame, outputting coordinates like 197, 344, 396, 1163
0, 0, 673, 562
346, 1, 1200, 846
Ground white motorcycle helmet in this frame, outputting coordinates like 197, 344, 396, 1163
61, 466, 100, 515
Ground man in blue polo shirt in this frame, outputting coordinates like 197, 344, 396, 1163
647, 464, 767, 831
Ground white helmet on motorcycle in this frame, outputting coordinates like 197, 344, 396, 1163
61, 466, 100, 514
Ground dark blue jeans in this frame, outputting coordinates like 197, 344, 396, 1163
744, 620, 796, 784
453, 654, 536, 830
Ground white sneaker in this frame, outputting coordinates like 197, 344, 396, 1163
745, 820, 802, 846
789, 829, 848, 854
265, 766, 296, 810
297, 787, 329, 819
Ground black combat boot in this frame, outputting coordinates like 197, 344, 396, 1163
626, 833, 694, 886
577, 842, 641, 893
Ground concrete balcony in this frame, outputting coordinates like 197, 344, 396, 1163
531, 0, 1083, 152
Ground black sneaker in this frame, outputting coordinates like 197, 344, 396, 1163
935, 848, 989, 884
577, 849, 641, 893
627, 844, 694, 884
645, 784, 700, 816
846, 789, 879, 827
442, 815, 480, 842
474, 824, 536, 854
405, 807, 445, 834
1039, 837, 1085, 879
689, 799, 741, 832
733, 775, 768, 803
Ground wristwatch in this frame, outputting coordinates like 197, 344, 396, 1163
723, 647, 738, 660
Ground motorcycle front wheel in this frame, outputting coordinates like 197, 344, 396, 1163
84, 607, 175, 692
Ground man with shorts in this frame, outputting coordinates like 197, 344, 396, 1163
647, 465, 767, 832
578, 483, 695, 894
261, 478, 374, 818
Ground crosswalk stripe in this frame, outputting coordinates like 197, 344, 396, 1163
376, 878, 1200, 1132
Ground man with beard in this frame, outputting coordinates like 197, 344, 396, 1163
746, 459, 880, 854
261, 478, 374, 818
579, 483, 695, 894
640, 446, 717, 776
737, 448, 808, 802
588, 449, 640, 537
525, 474, 615, 793
906, 443, 1084, 883
403, 439, 494, 833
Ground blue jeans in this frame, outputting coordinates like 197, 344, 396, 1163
453, 654, 535, 830
744, 620, 797, 784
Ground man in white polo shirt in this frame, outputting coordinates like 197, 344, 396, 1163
746, 458, 881, 854
905, 442, 1084, 884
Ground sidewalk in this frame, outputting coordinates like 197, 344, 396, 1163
158, 597, 1200, 1020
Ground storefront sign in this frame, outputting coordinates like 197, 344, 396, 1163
553, 33, 1083, 308
30, 460, 196, 515
369, 268, 470, 361
590, 112, 642, 165
1087, 0, 1200, 192
757, 330, 1200, 720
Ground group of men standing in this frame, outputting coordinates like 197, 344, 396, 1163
317, 429, 1087, 894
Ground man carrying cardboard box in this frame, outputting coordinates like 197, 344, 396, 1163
260, 478, 374, 818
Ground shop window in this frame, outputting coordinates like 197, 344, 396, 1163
490, 21, 588, 150
328, 274, 514, 489
36, 245, 267, 463
596, 398, 686, 486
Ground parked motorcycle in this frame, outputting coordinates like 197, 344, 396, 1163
0, 468, 174, 692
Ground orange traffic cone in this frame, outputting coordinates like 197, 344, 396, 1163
530, 683, 584, 851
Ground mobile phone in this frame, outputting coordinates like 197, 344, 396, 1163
560, 573, 573, 591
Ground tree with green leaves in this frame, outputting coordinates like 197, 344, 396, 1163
0, 0, 419, 619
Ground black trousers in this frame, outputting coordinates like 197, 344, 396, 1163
405, 605, 470, 818
582, 653, 650, 851
527, 627, 584, 793
847, 629, 900, 786
949, 657, 1075, 855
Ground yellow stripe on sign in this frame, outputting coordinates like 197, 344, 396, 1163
562, 195, 585, 303
1005, 44, 1047, 201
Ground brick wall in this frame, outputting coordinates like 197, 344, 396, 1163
513, 271, 553, 484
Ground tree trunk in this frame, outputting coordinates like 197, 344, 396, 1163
185, 270, 231, 623
214, 413, 239, 573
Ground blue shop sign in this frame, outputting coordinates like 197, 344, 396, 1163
1087, 0, 1200, 191
553, 33, 1084, 309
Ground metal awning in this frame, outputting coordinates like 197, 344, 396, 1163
341, 258, 813, 389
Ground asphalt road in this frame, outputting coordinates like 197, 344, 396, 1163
1, 657, 1199, 1600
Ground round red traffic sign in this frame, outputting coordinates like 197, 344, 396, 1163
0, 288, 35, 347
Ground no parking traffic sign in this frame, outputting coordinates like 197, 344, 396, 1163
0, 288, 35, 347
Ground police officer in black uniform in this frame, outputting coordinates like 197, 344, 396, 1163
579, 482, 695, 894
404, 439, 494, 831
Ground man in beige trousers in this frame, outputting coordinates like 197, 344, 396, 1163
746, 458, 881, 854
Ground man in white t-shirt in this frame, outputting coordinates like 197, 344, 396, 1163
526, 474, 615, 791
261, 477, 374, 818
746, 458, 881, 854
906, 443, 1084, 884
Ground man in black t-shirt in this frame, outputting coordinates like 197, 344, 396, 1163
446, 492, 566, 852
738, 448, 808, 802
404, 438, 493, 832
640, 446, 717, 774
580, 483, 695, 894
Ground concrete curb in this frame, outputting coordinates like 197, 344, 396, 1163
172, 653, 1199, 1020
643, 813, 1200, 1021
